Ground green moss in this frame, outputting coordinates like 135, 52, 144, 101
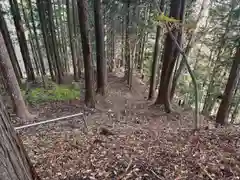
24, 84, 80, 105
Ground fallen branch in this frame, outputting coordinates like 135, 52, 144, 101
150, 169, 164, 180
125, 158, 133, 172
197, 163, 214, 180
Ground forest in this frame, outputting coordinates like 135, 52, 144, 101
0, 0, 240, 179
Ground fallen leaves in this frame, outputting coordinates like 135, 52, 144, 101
16, 74, 240, 180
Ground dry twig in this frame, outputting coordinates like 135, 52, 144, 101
198, 163, 214, 180
150, 169, 164, 180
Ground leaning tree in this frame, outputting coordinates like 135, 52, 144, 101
0, 95, 40, 180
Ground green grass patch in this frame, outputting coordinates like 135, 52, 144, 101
24, 84, 80, 105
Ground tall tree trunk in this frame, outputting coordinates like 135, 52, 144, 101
124, 0, 131, 86
73, 0, 82, 78
0, 31, 33, 120
0, 95, 40, 180
170, 0, 205, 98
9, 0, 35, 81
25, 0, 46, 87
77, 0, 95, 108
47, 0, 63, 83
67, 0, 78, 81
53, 2, 63, 64
57, 0, 68, 70
58, 0, 68, 72
138, 5, 150, 73
28, 0, 46, 76
73, 0, 83, 78
138, 34, 147, 74
148, 27, 161, 100
121, 16, 125, 67
109, 19, 116, 72
94, 0, 107, 95
164, 0, 185, 112
19, 0, 40, 76
36, 0, 55, 81
148, 0, 165, 100
28, 34, 40, 76
202, 5, 233, 115
155, 0, 182, 108
0, 7, 22, 83
202, 60, 221, 115
216, 45, 240, 125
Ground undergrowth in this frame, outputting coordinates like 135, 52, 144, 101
24, 83, 80, 105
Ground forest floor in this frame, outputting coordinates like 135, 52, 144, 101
15, 72, 240, 180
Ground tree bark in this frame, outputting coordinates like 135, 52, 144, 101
57, 0, 68, 71
121, 16, 125, 67
0, 31, 33, 120
216, 45, 240, 125
67, 0, 78, 81
109, 19, 116, 72
53, 2, 63, 64
202, 6, 232, 115
0, 94, 40, 180
9, 0, 35, 81
73, 0, 83, 78
28, 34, 40, 76
77, 0, 95, 108
138, 34, 147, 74
124, 0, 131, 86
19, 0, 40, 77
148, 26, 161, 100
94, 0, 107, 95
28, 0, 46, 76
0, 7, 22, 84
36, 0, 55, 81
155, 0, 182, 107
46, 0, 63, 84
170, 0, 205, 99
164, 0, 185, 112
148, 0, 165, 100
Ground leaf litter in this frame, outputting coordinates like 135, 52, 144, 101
16, 73, 240, 180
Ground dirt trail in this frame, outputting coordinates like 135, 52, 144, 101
18, 73, 240, 180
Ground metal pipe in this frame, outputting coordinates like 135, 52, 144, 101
14, 112, 83, 130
